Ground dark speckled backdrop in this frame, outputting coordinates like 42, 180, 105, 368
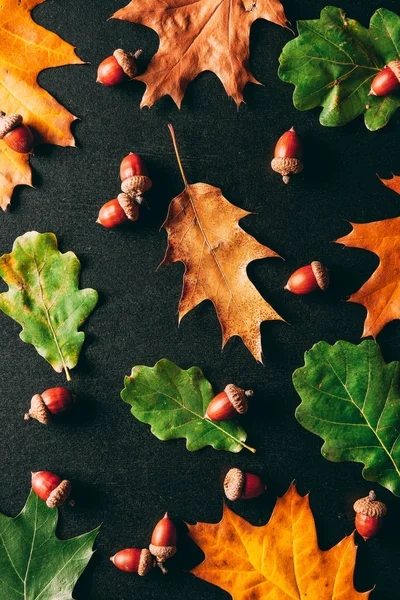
1, 1, 400, 598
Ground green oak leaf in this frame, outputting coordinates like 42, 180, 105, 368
0, 490, 100, 599
279, 6, 400, 131
293, 339, 400, 496
0, 231, 98, 381
121, 358, 255, 453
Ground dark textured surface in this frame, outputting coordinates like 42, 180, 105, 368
0, 1, 399, 598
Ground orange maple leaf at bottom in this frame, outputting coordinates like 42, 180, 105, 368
189, 484, 370, 600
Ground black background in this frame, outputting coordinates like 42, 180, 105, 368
1, 0, 400, 598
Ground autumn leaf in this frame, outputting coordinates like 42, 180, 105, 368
279, 7, 400, 131
113, 0, 289, 108
121, 358, 255, 453
189, 483, 370, 600
0, 231, 98, 381
0, 0, 84, 210
159, 125, 283, 362
379, 173, 400, 194
293, 340, 400, 497
0, 489, 99, 599
336, 217, 400, 338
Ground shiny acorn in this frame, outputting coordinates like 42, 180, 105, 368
31, 471, 74, 508
149, 512, 177, 574
205, 384, 253, 421
353, 490, 387, 540
0, 112, 34, 154
24, 387, 75, 424
271, 126, 303, 184
97, 49, 141, 86
110, 548, 154, 575
369, 60, 400, 96
284, 261, 329, 295
224, 468, 266, 501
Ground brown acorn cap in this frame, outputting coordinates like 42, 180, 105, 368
138, 548, 154, 576
24, 394, 51, 424
353, 490, 387, 518
46, 479, 72, 508
149, 543, 176, 562
121, 175, 152, 199
113, 49, 142, 79
388, 59, 400, 83
117, 193, 139, 221
224, 467, 245, 501
224, 384, 253, 415
311, 261, 329, 290
0, 112, 22, 138
271, 156, 303, 184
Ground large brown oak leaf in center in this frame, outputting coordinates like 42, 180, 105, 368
113, 0, 289, 108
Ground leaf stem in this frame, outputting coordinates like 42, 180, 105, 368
65, 366, 71, 382
168, 124, 188, 187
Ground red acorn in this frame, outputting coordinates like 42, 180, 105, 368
271, 126, 303, 184
97, 49, 141, 86
31, 471, 74, 508
205, 384, 253, 421
369, 60, 400, 97
284, 261, 329, 295
224, 468, 266, 501
0, 112, 34, 154
353, 490, 387, 540
149, 512, 177, 574
110, 548, 154, 575
24, 387, 75, 424
97, 195, 139, 228
120, 153, 148, 181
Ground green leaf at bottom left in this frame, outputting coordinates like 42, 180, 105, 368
0, 490, 100, 599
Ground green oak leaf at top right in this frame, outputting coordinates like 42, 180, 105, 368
279, 6, 400, 131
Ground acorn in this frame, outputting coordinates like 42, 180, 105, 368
110, 548, 154, 575
24, 387, 75, 424
97, 49, 142, 86
224, 468, 266, 501
0, 112, 34, 154
353, 490, 387, 540
369, 61, 400, 97
149, 512, 177, 574
271, 126, 303, 184
205, 384, 253, 421
31, 471, 74, 508
284, 261, 329, 295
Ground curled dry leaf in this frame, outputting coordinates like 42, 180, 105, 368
0, 0, 84, 210
189, 483, 370, 599
113, 0, 289, 108
162, 126, 283, 362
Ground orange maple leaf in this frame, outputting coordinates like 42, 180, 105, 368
336, 219, 400, 338
162, 125, 283, 362
379, 173, 400, 194
189, 483, 371, 600
113, 0, 289, 108
0, 0, 84, 210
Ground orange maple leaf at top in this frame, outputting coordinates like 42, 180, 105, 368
113, 0, 288, 108
0, 0, 84, 210
189, 483, 370, 600
336, 218, 400, 338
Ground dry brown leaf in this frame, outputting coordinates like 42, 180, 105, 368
336, 218, 400, 338
162, 125, 283, 362
0, 0, 84, 210
113, 0, 289, 108
379, 173, 400, 194
189, 483, 370, 600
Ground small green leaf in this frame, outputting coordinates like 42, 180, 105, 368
279, 6, 400, 131
0, 490, 100, 599
293, 339, 400, 496
121, 358, 255, 453
0, 231, 98, 380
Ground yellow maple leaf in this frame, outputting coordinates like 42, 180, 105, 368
0, 0, 83, 209
189, 483, 371, 600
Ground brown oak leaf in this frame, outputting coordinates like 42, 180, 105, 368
379, 174, 400, 194
189, 483, 370, 600
0, 0, 83, 210
162, 125, 283, 363
336, 219, 400, 338
113, 0, 289, 108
